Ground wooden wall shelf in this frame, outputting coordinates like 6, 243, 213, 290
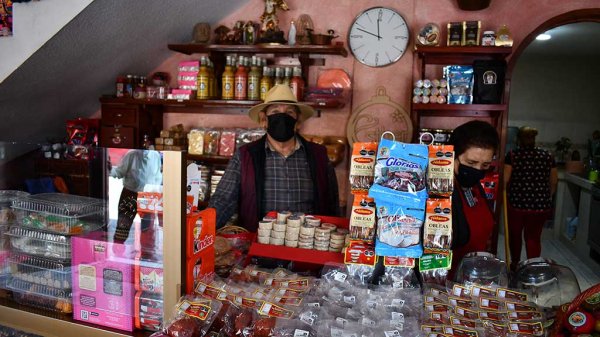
412, 103, 506, 112
415, 46, 513, 65
186, 154, 231, 165
167, 44, 348, 57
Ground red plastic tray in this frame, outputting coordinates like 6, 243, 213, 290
247, 213, 349, 265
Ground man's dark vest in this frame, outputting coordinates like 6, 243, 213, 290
238, 136, 334, 231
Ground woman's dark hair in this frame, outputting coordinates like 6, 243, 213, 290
450, 120, 499, 156
517, 126, 538, 148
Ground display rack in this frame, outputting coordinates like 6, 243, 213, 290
247, 214, 349, 265
411, 45, 512, 255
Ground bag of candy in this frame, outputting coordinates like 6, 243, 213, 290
369, 132, 428, 205
373, 196, 426, 258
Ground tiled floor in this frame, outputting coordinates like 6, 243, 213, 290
497, 229, 600, 291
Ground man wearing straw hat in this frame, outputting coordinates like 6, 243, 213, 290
209, 84, 339, 231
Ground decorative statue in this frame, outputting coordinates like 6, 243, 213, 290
260, 0, 289, 32
192, 22, 211, 44
258, 0, 289, 44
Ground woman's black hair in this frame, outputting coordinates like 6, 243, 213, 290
450, 120, 499, 156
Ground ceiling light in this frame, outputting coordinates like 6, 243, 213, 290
536, 33, 551, 41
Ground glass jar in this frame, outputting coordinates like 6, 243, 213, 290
481, 30, 496, 46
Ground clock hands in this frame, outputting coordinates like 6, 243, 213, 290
356, 27, 381, 40
377, 12, 381, 41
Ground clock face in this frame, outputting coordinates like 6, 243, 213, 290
348, 7, 410, 67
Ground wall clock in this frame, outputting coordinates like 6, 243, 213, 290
348, 7, 409, 67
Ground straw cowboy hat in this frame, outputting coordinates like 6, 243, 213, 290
248, 84, 315, 123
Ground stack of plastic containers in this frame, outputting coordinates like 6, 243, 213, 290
4, 193, 104, 313
0, 190, 29, 288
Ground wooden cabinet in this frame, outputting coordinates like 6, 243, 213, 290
99, 99, 163, 148
410, 45, 512, 255
34, 157, 102, 198
99, 44, 348, 149
410, 45, 512, 138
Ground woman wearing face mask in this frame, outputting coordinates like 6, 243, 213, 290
449, 120, 500, 272
208, 85, 339, 230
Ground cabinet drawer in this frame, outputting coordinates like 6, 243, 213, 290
102, 105, 138, 125
100, 126, 135, 148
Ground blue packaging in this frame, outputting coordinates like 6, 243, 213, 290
446, 65, 474, 104
374, 196, 426, 258
368, 137, 429, 205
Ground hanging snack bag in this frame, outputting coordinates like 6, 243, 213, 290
419, 248, 452, 286
379, 256, 418, 289
423, 198, 453, 249
349, 196, 376, 242
374, 197, 426, 258
427, 145, 454, 197
369, 133, 428, 205
445, 65, 474, 104
349, 142, 378, 194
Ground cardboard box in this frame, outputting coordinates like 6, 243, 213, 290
72, 233, 137, 331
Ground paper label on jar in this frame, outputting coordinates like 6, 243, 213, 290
78, 264, 96, 292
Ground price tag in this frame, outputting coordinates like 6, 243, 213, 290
294, 329, 310, 337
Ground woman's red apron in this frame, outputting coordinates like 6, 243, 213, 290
452, 186, 495, 273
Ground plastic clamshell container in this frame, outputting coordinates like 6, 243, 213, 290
7, 226, 71, 261
7, 278, 73, 313
9, 252, 72, 290
11, 193, 105, 235
0, 190, 29, 226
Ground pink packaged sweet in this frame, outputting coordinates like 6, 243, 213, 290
218, 130, 237, 157
135, 257, 164, 295
178, 61, 200, 72
72, 232, 137, 331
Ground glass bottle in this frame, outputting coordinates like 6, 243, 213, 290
260, 66, 272, 101
125, 74, 134, 98
134, 76, 147, 99
116, 76, 126, 98
282, 67, 292, 86
274, 67, 283, 85
197, 56, 210, 99
234, 56, 248, 100
222, 55, 235, 100
290, 67, 304, 101
247, 56, 261, 100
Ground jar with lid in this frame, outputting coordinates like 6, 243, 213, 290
133, 76, 147, 99
116, 76, 126, 98
481, 30, 496, 46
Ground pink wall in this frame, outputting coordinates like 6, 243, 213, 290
151, 0, 600, 206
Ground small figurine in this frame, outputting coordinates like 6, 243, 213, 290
232, 20, 245, 44
244, 21, 258, 45
260, 0, 289, 32
214, 25, 231, 44
258, 0, 289, 44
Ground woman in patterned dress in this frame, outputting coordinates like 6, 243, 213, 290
504, 126, 558, 271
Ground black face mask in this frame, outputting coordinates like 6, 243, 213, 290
267, 113, 297, 142
456, 163, 486, 188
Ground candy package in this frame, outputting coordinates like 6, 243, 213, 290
218, 130, 237, 157
369, 134, 428, 204
374, 197, 426, 258
349, 142, 378, 194
203, 129, 221, 155
445, 65, 474, 104
379, 256, 419, 289
427, 145, 454, 196
188, 129, 205, 155
349, 195, 376, 242
423, 198, 453, 249
419, 248, 452, 286
162, 295, 222, 337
